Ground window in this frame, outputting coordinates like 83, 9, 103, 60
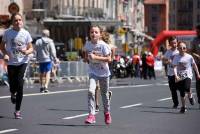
198, 0, 200, 9
197, 14, 200, 23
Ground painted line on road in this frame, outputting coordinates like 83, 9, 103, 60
63, 112, 98, 120
111, 84, 154, 89
0, 84, 154, 99
63, 113, 89, 120
120, 103, 143, 109
0, 129, 18, 134
157, 97, 171, 102
0, 88, 87, 99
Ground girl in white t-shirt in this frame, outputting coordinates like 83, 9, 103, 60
83, 25, 112, 124
173, 41, 200, 113
0, 13, 33, 119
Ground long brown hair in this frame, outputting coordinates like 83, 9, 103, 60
101, 31, 111, 44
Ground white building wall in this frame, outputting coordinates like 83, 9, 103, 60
0, 0, 24, 15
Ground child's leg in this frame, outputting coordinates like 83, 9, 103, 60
99, 77, 110, 113
95, 81, 100, 110
180, 78, 191, 111
177, 81, 186, 108
45, 71, 51, 89
88, 77, 97, 115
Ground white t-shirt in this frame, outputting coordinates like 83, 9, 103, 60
172, 53, 195, 80
2, 28, 32, 65
83, 40, 111, 77
164, 49, 179, 76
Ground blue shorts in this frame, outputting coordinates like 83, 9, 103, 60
39, 62, 52, 73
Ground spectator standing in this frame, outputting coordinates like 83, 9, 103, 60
34, 29, 59, 93
191, 24, 200, 109
83, 25, 112, 124
146, 52, 156, 80
0, 13, 33, 119
132, 53, 141, 78
141, 51, 148, 79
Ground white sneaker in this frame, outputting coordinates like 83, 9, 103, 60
44, 88, 49, 93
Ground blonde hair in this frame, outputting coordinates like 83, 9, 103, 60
101, 31, 111, 44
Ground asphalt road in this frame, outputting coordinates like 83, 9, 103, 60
0, 77, 200, 134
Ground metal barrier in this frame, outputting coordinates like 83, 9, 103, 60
59, 61, 88, 77
25, 61, 89, 85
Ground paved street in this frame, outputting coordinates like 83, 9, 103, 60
0, 77, 200, 134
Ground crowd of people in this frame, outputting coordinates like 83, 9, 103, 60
111, 50, 156, 80
0, 13, 200, 123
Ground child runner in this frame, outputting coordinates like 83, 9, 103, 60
0, 13, 33, 119
163, 36, 179, 108
173, 41, 200, 113
95, 30, 114, 112
83, 25, 112, 124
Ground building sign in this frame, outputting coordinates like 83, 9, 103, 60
8, 2, 20, 14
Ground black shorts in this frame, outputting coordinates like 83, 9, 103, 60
176, 78, 191, 97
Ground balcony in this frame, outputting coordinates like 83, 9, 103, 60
57, 7, 104, 20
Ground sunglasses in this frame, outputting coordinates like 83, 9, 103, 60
179, 47, 186, 50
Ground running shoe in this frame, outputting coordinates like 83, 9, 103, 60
172, 104, 178, 109
104, 112, 112, 124
11, 93, 16, 104
14, 111, 22, 119
108, 91, 112, 101
85, 114, 96, 124
40, 87, 45, 93
189, 97, 195, 105
44, 87, 49, 93
179, 107, 186, 114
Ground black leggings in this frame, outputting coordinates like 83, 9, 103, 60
7, 64, 27, 111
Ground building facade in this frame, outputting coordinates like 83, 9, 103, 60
144, 0, 169, 38
169, 0, 200, 30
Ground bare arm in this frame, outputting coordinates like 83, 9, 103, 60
0, 41, 9, 61
0, 41, 8, 56
192, 52, 200, 60
192, 62, 200, 79
82, 50, 89, 63
89, 53, 111, 63
20, 42, 34, 55
173, 65, 181, 82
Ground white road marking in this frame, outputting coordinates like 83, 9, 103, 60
157, 97, 171, 102
0, 84, 154, 99
63, 112, 98, 120
120, 103, 143, 109
111, 84, 153, 89
0, 129, 18, 134
63, 113, 89, 120
0, 88, 87, 99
